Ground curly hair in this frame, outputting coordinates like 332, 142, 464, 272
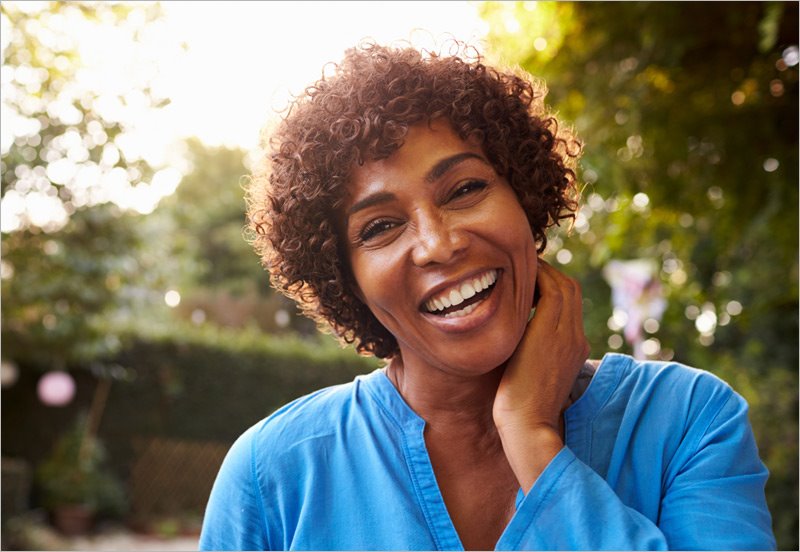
246, 41, 581, 359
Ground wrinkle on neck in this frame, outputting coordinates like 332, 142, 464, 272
385, 355, 504, 440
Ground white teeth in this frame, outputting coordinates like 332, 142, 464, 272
444, 301, 479, 318
424, 269, 498, 313
460, 282, 476, 299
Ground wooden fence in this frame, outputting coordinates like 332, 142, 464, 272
129, 437, 228, 521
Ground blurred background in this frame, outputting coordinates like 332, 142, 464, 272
1, 1, 797, 550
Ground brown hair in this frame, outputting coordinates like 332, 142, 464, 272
247, 41, 581, 359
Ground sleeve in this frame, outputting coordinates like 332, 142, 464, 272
199, 426, 270, 551
498, 389, 776, 551
657, 389, 775, 550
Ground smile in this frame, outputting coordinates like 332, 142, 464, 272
423, 269, 498, 318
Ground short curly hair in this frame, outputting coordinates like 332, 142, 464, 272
246, 41, 581, 359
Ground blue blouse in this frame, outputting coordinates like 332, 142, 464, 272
199, 353, 775, 550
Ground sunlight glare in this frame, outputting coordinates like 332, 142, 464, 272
158, 1, 487, 150
2, 1, 487, 231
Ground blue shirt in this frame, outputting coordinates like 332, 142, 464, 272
200, 353, 775, 550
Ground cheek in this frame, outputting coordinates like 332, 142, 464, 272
349, 251, 400, 315
502, 206, 538, 307
499, 198, 537, 250
348, 257, 372, 305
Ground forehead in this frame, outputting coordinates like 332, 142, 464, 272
347, 120, 484, 200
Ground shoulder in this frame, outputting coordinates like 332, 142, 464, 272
576, 354, 757, 482
212, 377, 364, 476
596, 353, 746, 445
600, 352, 736, 405
247, 375, 369, 453
201, 374, 376, 548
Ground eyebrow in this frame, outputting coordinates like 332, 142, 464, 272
347, 191, 396, 216
424, 152, 485, 183
346, 152, 487, 216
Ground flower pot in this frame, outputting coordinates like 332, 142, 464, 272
52, 504, 94, 535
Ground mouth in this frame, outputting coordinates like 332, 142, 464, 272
421, 269, 499, 319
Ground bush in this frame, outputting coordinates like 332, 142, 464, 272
35, 415, 127, 518
104, 322, 381, 443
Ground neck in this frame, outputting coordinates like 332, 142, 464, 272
385, 354, 503, 440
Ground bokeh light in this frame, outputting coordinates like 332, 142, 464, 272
1, 360, 19, 388
164, 289, 181, 308
37, 371, 76, 406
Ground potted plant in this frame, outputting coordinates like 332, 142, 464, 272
35, 415, 127, 535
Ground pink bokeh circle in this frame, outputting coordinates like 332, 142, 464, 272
37, 371, 76, 406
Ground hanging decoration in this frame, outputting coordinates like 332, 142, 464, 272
37, 371, 76, 406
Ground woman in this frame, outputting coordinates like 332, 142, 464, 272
200, 42, 775, 550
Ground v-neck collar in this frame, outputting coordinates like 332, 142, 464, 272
359, 353, 626, 550
361, 367, 463, 549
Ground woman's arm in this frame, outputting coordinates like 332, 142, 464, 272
492, 260, 590, 492
199, 426, 270, 551
492, 262, 775, 550
496, 381, 774, 550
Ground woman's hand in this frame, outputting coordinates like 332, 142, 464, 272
493, 260, 590, 492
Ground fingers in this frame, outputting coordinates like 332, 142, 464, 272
534, 261, 590, 360
529, 261, 562, 325
534, 260, 584, 330
496, 260, 591, 432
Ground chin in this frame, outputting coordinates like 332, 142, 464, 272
433, 336, 520, 377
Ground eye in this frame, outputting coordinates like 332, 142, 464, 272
448, 179, 488, 202
359, 219, 399, 242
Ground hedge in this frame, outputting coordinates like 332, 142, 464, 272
2, 323, 380, 511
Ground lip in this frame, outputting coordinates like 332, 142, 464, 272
420, 269, 503, 333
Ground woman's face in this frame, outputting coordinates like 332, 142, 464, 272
342, 120, 539, 376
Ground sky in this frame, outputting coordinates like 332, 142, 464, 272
157, 1, 489, 151
1, 0, 490, 227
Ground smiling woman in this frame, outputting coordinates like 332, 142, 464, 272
248, 42, 578, 361
344, 121, 540, 377
200, 42, 776, 551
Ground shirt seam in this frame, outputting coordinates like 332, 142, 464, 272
250, 428, 271, 549
361, 378, 446, 550
581, 354, 628, 467
588, 357, 631, 466
685, 385, 735, 467
510, 451, 577, 550
661, 379, 734, 501
567, 353, 628, 421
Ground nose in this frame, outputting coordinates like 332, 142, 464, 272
410, 210, 468, 267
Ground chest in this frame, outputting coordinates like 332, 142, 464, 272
426, 437, 521, 550
271, 408, 659, 551
435, 466, 520, 549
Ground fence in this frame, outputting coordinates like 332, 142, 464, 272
129, 437, 228, 524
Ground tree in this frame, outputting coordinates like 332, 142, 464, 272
1, 2, 184, 368
157, 138, 317, 335
162, 138, 260, 294
481, 2, 798, 547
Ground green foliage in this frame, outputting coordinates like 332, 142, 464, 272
2, 324, 379, 518
35, 415, 127, 517
2, 205, 160, 367
156, 138, 317, 335
1, 2, 186, 369
104, 321, 380, 442
161, 138, 260, 294
481, 2, 798, 548
0, 2, 166, 217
